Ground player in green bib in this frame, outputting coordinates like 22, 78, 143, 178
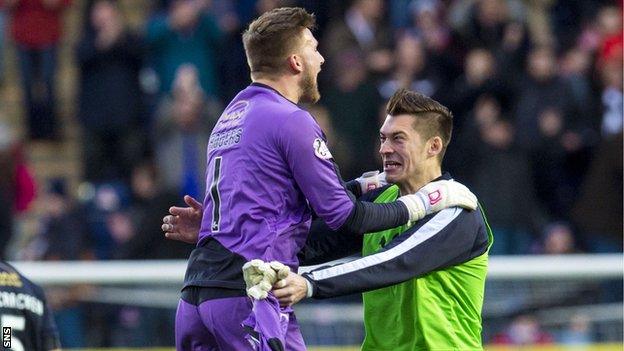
274, 89, 493, 350
360, 184, 491, 350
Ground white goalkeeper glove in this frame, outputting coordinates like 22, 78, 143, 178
398, 180, 477, 223
355, 170, 387, 194
242, 259, 290, 300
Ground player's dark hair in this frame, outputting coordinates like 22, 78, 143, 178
242, 7, 316, 78
386, 88, 453, 162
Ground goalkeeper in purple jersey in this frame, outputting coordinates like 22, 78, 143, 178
164, 7, 477, 351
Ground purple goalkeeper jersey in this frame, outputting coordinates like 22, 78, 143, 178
197, 83, 354, 270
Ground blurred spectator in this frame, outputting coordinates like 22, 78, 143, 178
105, 162, 185, 347
550, 1, 598, 51
522, 0, 554, 46
0, 123, 35, 259
0, 8, 5, 85
107, 211, 135, 257
496, 19, 529, 78
530, 107, 580, 218
595, 5, 623, 66
513, 46, 595, 219
457, 0, 525, 50
31, 178, 93, 261
406, 0, 461, 85
146, 0, 222, 96
534, 221, 578, 255
598, 58, 623, 140
322, 0, 393, 79
559, 47, 596, 120
455, 96, 546, 255
3, 0, 71, 140
448, 48, 510, 124
572, 132, 622, 253
559, 313, 593, 345
378, 33, 444, 101
153, 64, 217, 199
322, 50, 383, 179
407, 0, 449, 51
492, 314, 554, 345
116, 161, 190, 259
514, 45, 579, 149
209, 0, 248, 101
25, 178, 92, 348
77, 0, 146, 182
452, 0, 529, 80
81, 182, 130, 260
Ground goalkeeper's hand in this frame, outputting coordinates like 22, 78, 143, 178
242, 260, 290, 300
398, 180, 477, 222
355, 170, 387, 194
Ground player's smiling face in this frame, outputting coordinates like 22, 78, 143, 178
379, 114, 428, 185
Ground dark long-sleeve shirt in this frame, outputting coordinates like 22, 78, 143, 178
300, 174, 490, 299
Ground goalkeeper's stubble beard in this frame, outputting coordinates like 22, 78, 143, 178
299, 60, 321, 104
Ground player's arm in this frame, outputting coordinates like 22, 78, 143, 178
297, 218, 363, 266
161, 182, 381, 246
297, 186, 388, 266
279, 110, 476, 234
275, 208, 489, 304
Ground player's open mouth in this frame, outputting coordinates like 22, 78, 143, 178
384, 161, 402, 171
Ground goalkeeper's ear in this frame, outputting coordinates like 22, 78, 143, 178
426, 136, 443, 160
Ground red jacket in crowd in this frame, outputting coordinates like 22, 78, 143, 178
2, 0, 72, 49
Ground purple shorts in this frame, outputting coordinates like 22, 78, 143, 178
175, 296, 306, 351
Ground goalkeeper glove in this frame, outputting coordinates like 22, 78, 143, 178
268, 261, 290, 281
242, 259, 290, 300
355, 170, 387, 194
398, 180, 477, 222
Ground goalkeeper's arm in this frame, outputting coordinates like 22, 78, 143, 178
303, 207, 489, 299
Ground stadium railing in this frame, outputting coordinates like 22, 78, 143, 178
12, 254, 622, 285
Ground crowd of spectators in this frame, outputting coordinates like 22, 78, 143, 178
0, 0, 621, 347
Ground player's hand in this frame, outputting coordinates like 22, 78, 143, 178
162, 195, 202, 244
273, 272, 309, 307
398, 180, 477, 222
355, 170, 387, 194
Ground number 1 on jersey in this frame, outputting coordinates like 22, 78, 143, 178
210, 157, 222, 232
